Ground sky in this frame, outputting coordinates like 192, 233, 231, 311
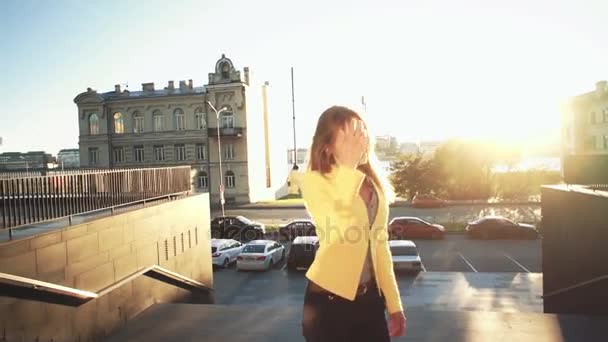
1, 0, 607, 157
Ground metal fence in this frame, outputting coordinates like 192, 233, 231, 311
1, 166, 192, 235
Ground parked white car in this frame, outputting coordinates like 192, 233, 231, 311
389, 240, 423, 272
236, 240, 285, 271
211, 239, 245, 268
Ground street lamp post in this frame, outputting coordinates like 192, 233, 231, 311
207, 101, 228, 217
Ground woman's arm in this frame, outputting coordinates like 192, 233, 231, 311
376, 229, 404, 314
298, 168, 366, 239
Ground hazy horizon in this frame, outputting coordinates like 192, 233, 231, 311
2, 0, 606, 156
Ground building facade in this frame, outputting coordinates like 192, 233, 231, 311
562, 80, 608, 157
0, 151, 52, 171
57, 149, 80, 169
74, 55, 280, 205
287, 148, 309, 172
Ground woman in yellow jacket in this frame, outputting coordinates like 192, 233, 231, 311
293, 106, 406, 341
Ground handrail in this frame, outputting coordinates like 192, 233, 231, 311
542, 274, 608, 299
0, 265, 213, 306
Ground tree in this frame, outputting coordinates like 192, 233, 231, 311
430, 139, 495, 200
389, 153, 440, 200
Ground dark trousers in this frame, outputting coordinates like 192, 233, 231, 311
302, 279, 390, 342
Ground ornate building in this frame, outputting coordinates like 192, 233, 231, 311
74, 54, 280, 205
562, 80, 608, 156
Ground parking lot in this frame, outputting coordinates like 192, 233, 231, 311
212, 234, 543, 311
214, 203, 542, 228
413, 234, 540, 273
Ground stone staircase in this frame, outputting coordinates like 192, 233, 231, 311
105, 303, 607, 342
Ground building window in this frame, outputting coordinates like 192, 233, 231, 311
175, 144, 186, 161
113, 147, 125, 163
586, 136, 597, 150
174, 108, 185, 131
225, 170, 235, 188
89, 113, 99, 135
153, 110, 164, 131
195, 108, 206, 129
114, 112, 125, 134
604, 135, 608, 149
88, 147, 98, 165
134, 146, 145, 162
221, 111, 234, 128
589, 111, 597, 124
196, 143, 207, 160
133, 112, 144, 133
223, 143, 235, 160
221, 62, 230, 79
154, 145, 165, 161
197, 171, 208, 189
603, 108, 608, 123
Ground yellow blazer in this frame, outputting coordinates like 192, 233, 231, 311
292, 165, 403, 314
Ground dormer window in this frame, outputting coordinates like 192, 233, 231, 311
221, 63, 230, 79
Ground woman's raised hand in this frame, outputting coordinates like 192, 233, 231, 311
334, 119, 369, 169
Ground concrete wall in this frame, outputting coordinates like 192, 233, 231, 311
0, 194, 212, 341
541, 185, 608, 315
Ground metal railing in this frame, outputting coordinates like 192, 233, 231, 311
1, 166, 191, 234
543, 274, 608, 299
0, 265, 213, 307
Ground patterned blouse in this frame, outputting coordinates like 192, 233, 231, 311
358, 176, 378, 285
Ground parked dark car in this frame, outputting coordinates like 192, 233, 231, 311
287, 236, 319, 271
279, 219, 316, 241
210, 216, 266, 242
465, 216, 538, 240
389, 216, 445, 239
411, 194, 447, 208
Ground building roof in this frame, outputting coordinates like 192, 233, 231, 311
100, 86, 207, 101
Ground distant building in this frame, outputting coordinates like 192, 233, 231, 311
399, 142, 419, 155
57, 149, 80, 169
562, 80, 608, 157
419, 141, 443, 155
74, 54, 282, 205
0, 151, 52, 171
287, 148, 309, 172
374, 135, 399, 159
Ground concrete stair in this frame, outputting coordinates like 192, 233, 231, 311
104, 303, 607, 342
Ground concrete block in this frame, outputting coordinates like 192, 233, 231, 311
135, 242, 159, 269
36, 241, 67, 275
133, 219, 159, 239
114, 253, 137, 281
30, 231, 61, 249
6, 300, 47, 337
109, 244, 132, 260
66, 251, 109, 280
39, 268, 66, 285
124, 296, 155, 321
71, 299, 97, 341
75, 261, 115, 292
123, 224, 134, 243
95, 294, 122, 338
86, 217, 114, 233
99, 226, 124, 252
131, 234, 158, 250
66, 232, 99, 263
0, 239, 30, 258
61, 224, 88, 241
108, 281, 133, 309
40, 303, 75, 341
0, 251, 36, 278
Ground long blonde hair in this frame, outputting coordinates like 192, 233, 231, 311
308, 105, 395, 203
